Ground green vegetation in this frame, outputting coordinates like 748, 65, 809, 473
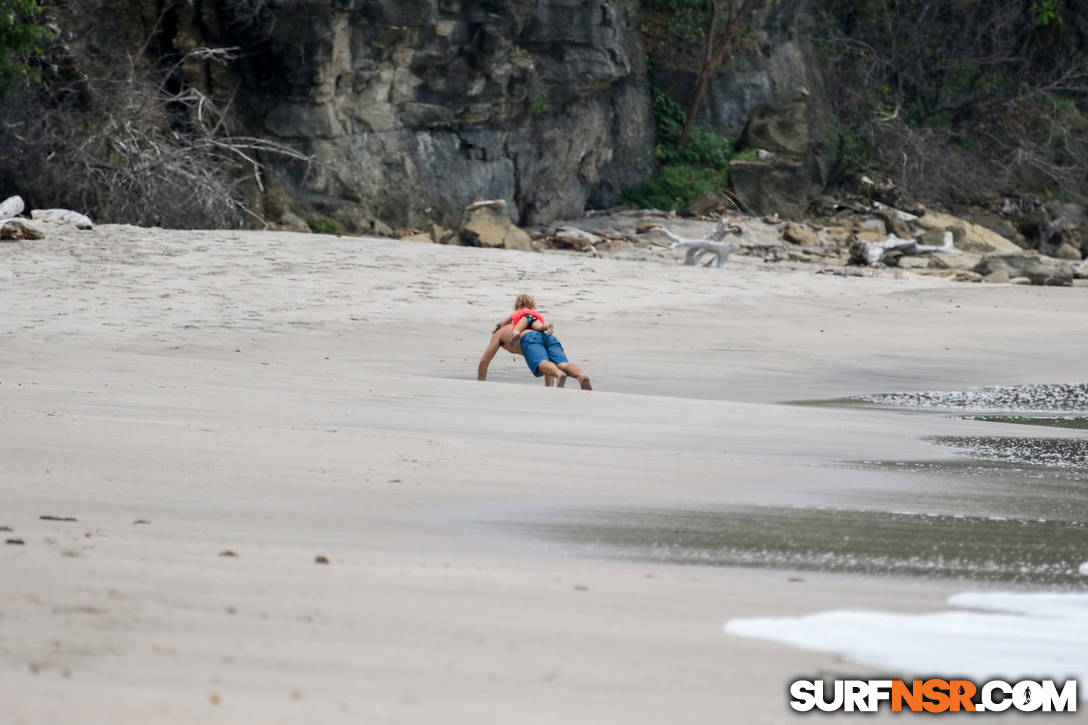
1029, 0, 1062, 26
628, 1, 764, 210
624, 164, 728, 211
530, 81, 552, 116
307, 216, 343, 235
0, 0, 52, 88
623, 83, 745, 211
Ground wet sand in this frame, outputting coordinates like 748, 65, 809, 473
2, 225, 1088, 723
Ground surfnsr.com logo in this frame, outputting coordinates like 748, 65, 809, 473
790, 679, 1078, 713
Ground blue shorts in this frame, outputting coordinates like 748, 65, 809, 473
520, 331, 568, 377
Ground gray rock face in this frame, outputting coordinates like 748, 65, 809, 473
238, 0, 654, 228
729, 158, 818, 219
655, 37, 823, 141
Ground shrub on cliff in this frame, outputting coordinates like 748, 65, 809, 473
0, 0, 51, 87
624, 164, 729, 210
623, 81, 742, 211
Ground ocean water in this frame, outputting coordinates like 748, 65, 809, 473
934, 435, 1088, 470
965, 415, 1088, 431
508, 505, 1088, 586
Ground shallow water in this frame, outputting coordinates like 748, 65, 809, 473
840, 458, 1088, 521
498, 383, 1088, 585
723, 386, 1088, 689
934, 435, 1088, 470
505, 505, 1088, 587
965, 415, 1088, 431
852, 382, 1088, 412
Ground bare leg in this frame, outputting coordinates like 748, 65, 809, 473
544, 374, 556, 387
537, 360, 563, 381
557, 362, 592, 390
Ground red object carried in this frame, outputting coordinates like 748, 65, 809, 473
511, 308, 546, 328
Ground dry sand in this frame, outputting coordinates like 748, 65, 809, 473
2, 225, 1087, 723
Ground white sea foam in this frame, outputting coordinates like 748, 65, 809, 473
725, 592, 1088, 697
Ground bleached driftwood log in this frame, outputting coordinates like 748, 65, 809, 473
0, 195, 25, 219
650, 218, 738, 268
464, 199, 508, 213
871, 200, 919, 222
30, 208, 94, 230
850, 231, 957, 266
608, 209, 677, 219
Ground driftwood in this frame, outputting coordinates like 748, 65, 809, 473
464, 199, 508, 213
871, 200, 919, 222
30, 208, 94, 230
850, 231, 957, 266
651, 218, 738, 268
0, 195, 25, 219
613, 209, 677, 219
585, 230, 631, 243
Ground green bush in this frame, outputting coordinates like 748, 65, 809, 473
0, 0, 51, 89
624, 75, 742, 211
659, 123, 738, 167
307, 216, 343, 235
650, 85, 686, 146
623, 164, 729, 211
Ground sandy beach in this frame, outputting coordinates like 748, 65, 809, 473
3, 225, 1087, 723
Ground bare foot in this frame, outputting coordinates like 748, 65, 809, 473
557, 374, 568, 388
578, 375, 592, 391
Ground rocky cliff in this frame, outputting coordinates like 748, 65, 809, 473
10, 0, 830, 230
224, 0, 654, 231
645, 0, 830, 218
9, 0, 1083, 235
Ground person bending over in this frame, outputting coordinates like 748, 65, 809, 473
477, 318, 592, 390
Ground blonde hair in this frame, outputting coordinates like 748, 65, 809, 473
514, 293, 536, 309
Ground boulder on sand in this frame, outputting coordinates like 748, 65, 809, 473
916, 211, 1019, 254
460, 201, 533, 251
0, 219, 45, 241
782, 222, 819, 246
974, 251, 1073, 286
928, 252, 982, 271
